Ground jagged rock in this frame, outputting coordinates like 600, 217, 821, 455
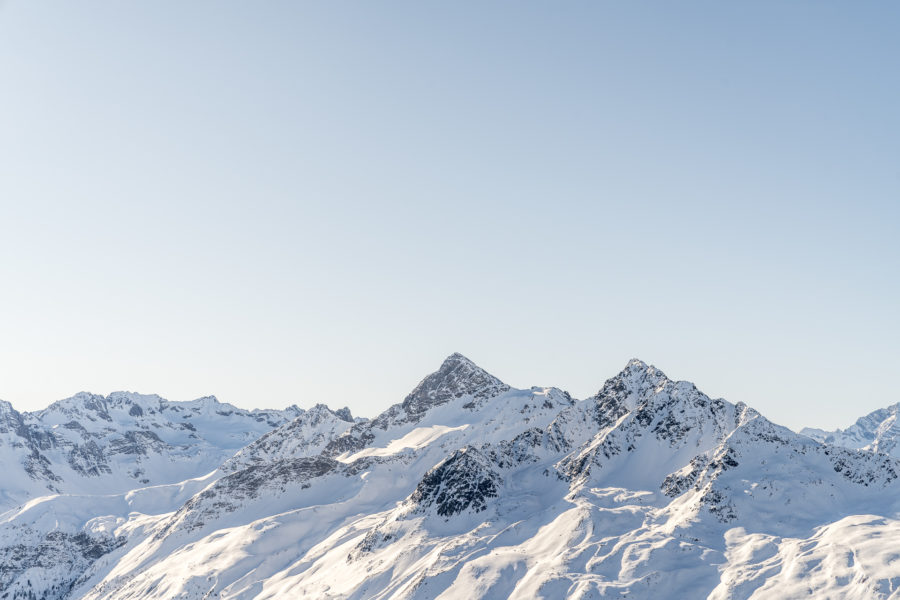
408, 446, 501, 517
222, 404, 356, 472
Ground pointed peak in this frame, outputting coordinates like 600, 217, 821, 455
434, 353, 503, 385
292, 403, 343, 425
402, 353, 509, 419
306, 403, 340, 418
334, 406, 354, 423
440, 352, 478, 369
619, 358, 667, 379
0, 399, 21, 431
295, 404, 355, 423
429, 353, 500, 388
591, 358, 670, 410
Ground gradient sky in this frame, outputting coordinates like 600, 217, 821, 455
1, 2, 898, 431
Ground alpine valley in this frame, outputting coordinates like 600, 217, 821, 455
2, 354, 900, 599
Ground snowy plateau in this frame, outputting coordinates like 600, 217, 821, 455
2, 354, 900, 599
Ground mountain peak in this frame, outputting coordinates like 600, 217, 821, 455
191, 395, 220, 405
622, 357, 663, 375
589, 359, 671, 413
40, 392, 111, 419
334, 406, 354, 423
802, 401, 900, 457
0, 399, 21, 432
401, 353, 510, 419
612, 357, 668, 384
440, 352, 478, 369
106, 391, 166, 407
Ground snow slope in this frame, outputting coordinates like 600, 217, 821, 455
12, 354, 892, 600
0, 390, 364, 600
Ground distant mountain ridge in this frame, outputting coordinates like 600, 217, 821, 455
2, 355, 900, 599
802, 402, 900, 457
0, 391, 305, 510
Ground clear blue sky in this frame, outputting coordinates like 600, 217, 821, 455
1, 2, 898, 430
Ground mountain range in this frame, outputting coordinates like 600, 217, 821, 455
1, 354, 899, 599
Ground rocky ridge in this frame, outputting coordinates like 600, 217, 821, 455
0, 391, 303, 510
802, 402, 900, 457
2, 355, 900, 600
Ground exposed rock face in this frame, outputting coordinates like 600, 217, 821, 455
0, 528, 124, 600
401, 353, 510, 418
408, 447, 501, 517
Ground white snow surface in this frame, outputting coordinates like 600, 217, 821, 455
2, 355, 900, 599
802, 401, 900, 457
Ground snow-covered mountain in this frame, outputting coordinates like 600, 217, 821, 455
3, 355, 900, 600
802, 402, 900, 457
221, 403, 361, 473
0, 392, 304, 510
